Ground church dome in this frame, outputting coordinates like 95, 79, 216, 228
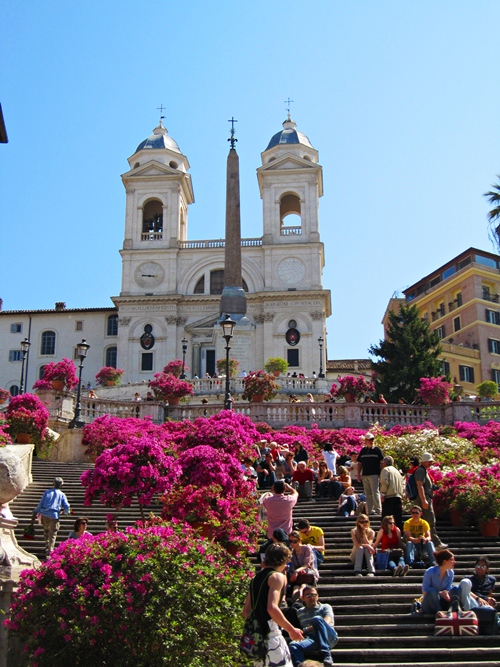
135, 120, 181, 154
265, 117, 313, 151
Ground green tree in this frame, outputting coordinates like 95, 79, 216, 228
484, 176, 500, 251
369, 303, 442, 403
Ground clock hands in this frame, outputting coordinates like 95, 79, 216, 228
142, 274, 156, 278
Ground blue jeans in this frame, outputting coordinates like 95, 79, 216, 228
289, 617, 338, 666
405, 540, 435, 565
258, 471, 276, 488
337, 496, 356, 516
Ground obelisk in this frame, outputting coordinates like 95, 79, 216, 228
219, 118, 247, 321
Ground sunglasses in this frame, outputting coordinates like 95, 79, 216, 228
475, 564, 487, 569
358, 520, 368, 524
304, 593, 318, 598
387, 521, 395, 524
411, 511, 421, 515
289, 539, 299, 544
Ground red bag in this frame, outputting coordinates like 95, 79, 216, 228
435, 600, 478, 636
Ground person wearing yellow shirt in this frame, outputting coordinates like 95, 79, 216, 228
403, 505, 435, 567
297, 518, 325, 567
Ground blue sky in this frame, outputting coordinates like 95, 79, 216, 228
1, 1, 499, 361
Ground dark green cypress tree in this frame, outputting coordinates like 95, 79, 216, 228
369, 303, 442, 404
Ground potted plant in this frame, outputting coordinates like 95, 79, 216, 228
264, 357, 289, 377
0, 388, 10, 405
163, 360, 189, 378
33, 358, 79, 391
5, 393, 49, 445
450, 481, 500, 536
417, 376, 453, 406
330, 375, 375, 402
477, 380, 498, 401
216, 357, 240, 377
95, 366, 125, 387
242, 371, 280, 402
149, 372, 194, 405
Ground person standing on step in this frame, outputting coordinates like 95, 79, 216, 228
413, 452, 447, 549
242, 543, 303, 667
262, 481, 299, 539
288, 585, 338, 667
33, 477, 70, 555
379, 456, 405, 531
357, 432, 383, 515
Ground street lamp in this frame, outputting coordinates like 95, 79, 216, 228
220, 314, 235, 410
180, 337, 188, 379
318, 336, 325, 378
69, 339, 90, 429
19, 338, 31, 395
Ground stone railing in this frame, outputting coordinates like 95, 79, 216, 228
179, 237, 262, 249
190, 377, 329, 396
80, 398, 165, 424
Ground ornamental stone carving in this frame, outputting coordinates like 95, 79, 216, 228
254, 314, 265, 324
119, 317, 131, 326
176, 317, 187, 326
310, 311, 325, 320
166, 316, 178, 325
264, 313, 275, 322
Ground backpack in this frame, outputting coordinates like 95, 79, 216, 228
405, 468, 419, 501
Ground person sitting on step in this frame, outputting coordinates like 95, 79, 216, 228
350, 514, 376, 577
403, 505, 435, 567
297, 518, 325, 568
256, 452, 277, 489
315, 462, 333, 498
372, 515, 408, 577
288, 531, 319, 601
336, 486, 357, 516
288, 585, 338, 667
453, 556, 497, 610
292, 461, 316, 502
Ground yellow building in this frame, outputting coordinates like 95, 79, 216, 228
383, 248, 500, 395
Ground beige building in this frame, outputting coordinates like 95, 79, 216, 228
383, 248, 500, 394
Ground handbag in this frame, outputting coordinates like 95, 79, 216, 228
240, 571, 272, 659
473, 605, 500, 635
434, 599, 478, 636
375, 550, 389, 570
294, 569, 317, 586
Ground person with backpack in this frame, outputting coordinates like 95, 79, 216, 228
33, 477, 70, 555
413, 452, 447, 549
379, 456, 405, 531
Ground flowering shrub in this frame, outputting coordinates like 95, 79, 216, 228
263, 357, 289, 374
450, 478, 500, 523
477, 380, 498, 399
330, 375, 375, 400
5, 522, 248, 667
417, 376, 452, 405
179, 410, 259, 458
163, 359, 188, 378
95, 366, 124, 386
32, 378, 53, 390
5, 393, 49, 445
0, 388, 11, 403
216, 357, 239, 377
149, 372, 194, 401
81, 436, 181, 518
242, 370, 280, 401
177, 445, 252, 496
34, 358, 79, 391
0, 415, 11, 446
82, 415, 162, 457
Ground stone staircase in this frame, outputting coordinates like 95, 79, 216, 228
291, 497, 500, 666
7, 461, 500, 665
10, 459, 158, 560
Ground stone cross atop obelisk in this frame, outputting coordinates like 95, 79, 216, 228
219, 117, 247, 320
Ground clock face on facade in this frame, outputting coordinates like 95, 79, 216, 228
277, 258, 306, 285
134, 262, 165, 289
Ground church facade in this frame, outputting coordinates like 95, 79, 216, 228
0, 116, 331, 392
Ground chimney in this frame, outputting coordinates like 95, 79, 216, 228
55, 302, 66, 311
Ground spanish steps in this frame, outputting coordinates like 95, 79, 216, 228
8, 459, 500, 666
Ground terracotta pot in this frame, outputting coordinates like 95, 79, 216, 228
190, 522, 214, 540
427, 396, 445, 406
16, 433, 31, 444
51, 380, 65, 391
272, 370, 280, 377
225, 543, 240, 556
0, 398, 6, 405
106, 380, 116, 387
449, 508, 463, 527
251, 394, 264, 403
479, 518, 500, 538
167, 396, 181, 406
344, 393, 356, 403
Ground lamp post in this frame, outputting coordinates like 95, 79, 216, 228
180, 337, 188, 379
318, 336, 325, 378
19, 338, 31, 395
69, 339, 90, 429
220, 314, 235, 410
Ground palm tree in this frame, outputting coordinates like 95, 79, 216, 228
484, 176, 500, 252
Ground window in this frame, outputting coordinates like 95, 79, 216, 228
492, 369, 500, 386
483, 285, 491, 300
9, 385, 19, 397
10, 323, 22, 333
142, 199, 163, 238
209, 270, 248, 295
75, 321, 83, 332
9, 350, 21, 362
39, 366, 47, 379
141, 353, 153, 372
475, 254, 498, 269
105, 347, 117, 368
455, 292, 462, 307
459, 365, 475, 383
453, 317, 461, 332
194, 275, 205, 294
489, 339, 500, 354
287, 349, 299, 367
457, 256, 472, 270
280, 193, 301, 228
435, 325, 446, 340
40, 331, 56, 355
442, 266, 456, 280
440, 361, 450, 376
107, 314, 118, 336
486, 309, 500, 325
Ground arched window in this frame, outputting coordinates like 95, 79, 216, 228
209, 270, 248, 295
106, 347, 118, 368
280, 193, 302, 231
9, 385, 19, 397
107, 314, 118, 336
194, 275, 205, 294
39, 365, 47, 379
142, 199, 163, 239
40, 331, 56, 356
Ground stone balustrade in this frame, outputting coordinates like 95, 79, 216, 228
190, 376, 329, 396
